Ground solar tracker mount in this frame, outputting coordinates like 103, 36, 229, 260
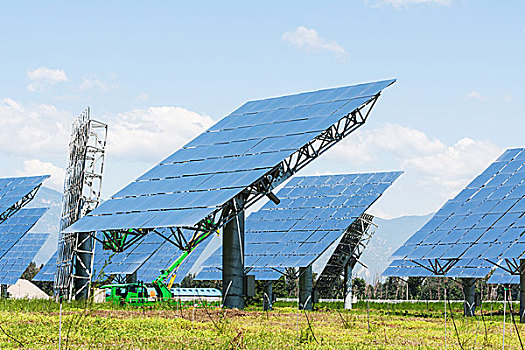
65, 80, 396, 257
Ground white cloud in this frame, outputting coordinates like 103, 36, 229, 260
79, 76, 117, 92
467, 90, 485, 101
403, 137, 500, 193
334, 123, 444, 164
368, 0, 451, 7
106, 106, 214, 161
27, 67, 68, 92
0, 99, 214, 170
330, 123, 501, 197
16, 159, 64, 191
282, 26, 348, 61
0, 98, 71, 157
135, 92, 149, 102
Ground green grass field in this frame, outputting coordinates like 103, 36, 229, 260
0, 299, 523, 349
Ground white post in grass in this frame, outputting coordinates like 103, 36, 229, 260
503, 287, 507, 350
444, 287, 447, 350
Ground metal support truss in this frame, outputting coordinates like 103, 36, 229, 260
101, 93, 381, 253
315, 213, 376, 296
0, 184, 42, 225
55, 108, 107, 300
485, 257, 522, 275
411, 258, 459, 275
413, 255, 525, 277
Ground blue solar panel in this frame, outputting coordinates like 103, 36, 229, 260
65, 80, 395, 233
383, 260, 434, 277
0, 175, 49, 221
384, 148, 525, 278
197, 171, 402, 280
0, 208, 48, 258
0, 232, 50, 284
196, 267, 222, 281
487, 266, 519, 285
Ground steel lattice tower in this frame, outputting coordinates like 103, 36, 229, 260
55, 108, 107, 300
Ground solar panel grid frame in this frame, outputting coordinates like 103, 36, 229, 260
386, 148, 525, 278
65, 80, 396, 235
198, 171, 401, 280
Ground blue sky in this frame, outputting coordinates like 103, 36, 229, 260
1, 0, 524, 218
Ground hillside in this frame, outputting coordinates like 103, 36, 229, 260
355, 213, 432, 281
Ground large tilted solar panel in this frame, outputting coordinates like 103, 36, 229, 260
33, 251, 57, 282
198, 171, 402, 280
0, 175, 49, 219
0, 208, 48, 258
65, 80, 395, 234
386, 148, 525, 277
137, 236, 214, 283
0, 232, 50, 284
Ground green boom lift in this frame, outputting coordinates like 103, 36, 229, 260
101, 228, 216, 306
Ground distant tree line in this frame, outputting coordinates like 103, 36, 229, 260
180, 272, 517, 304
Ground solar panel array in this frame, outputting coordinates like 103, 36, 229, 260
0, 207, 49, 284
0, 208, 48, 257
386, 148, 525, 278
65, 80, 395, 234
0, 175, 49, 219
0, 232, 50, 284
198, 172, 402, 280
